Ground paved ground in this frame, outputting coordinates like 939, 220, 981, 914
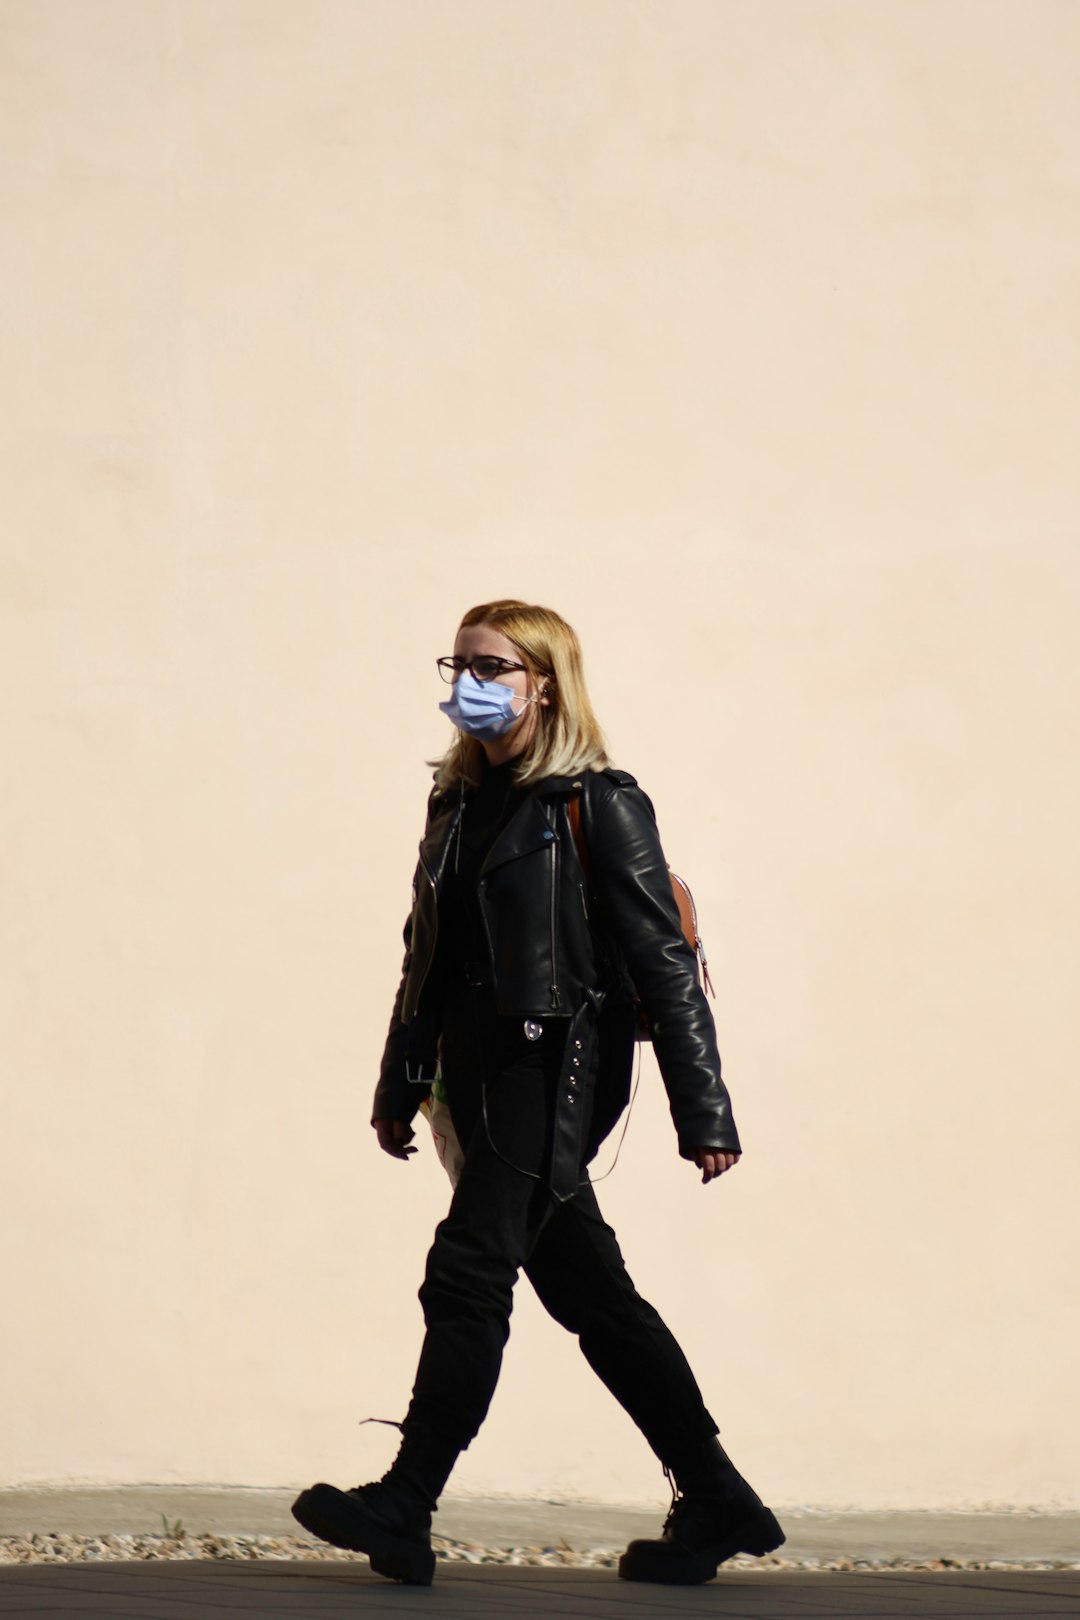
1, 1562, 1079, 1619
3, 1492, 1078, 1616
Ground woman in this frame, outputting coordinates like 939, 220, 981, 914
292, 600, 783, 1586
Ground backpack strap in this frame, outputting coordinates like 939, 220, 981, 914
567, 792, 589, 878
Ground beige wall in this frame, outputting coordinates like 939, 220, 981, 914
2, 0, 1078, 1510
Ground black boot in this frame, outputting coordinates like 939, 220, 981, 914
291, 1424, 460, 1586
291, 1477, 435, 1585
618, 1436, 785, 1585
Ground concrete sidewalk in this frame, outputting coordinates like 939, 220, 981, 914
3, 1488, 1079, 1564
2, 1561, 1079, 1617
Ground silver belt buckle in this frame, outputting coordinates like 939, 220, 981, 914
523, 1020, 543, 1041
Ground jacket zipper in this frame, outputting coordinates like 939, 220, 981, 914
549, 833, 561, 1009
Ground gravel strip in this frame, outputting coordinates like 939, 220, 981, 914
2, 1535, 1078, 1572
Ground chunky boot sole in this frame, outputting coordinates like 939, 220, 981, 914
618, 1505, 785, 1585
291, 1483, 436, 1586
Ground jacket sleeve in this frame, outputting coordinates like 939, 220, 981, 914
371, 902, 430, 1127
371, 786, 442, 1127
584, 773, 741, 1156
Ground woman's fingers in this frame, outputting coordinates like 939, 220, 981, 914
692, 1147, 741, 1183
374, 1118, 417, 1159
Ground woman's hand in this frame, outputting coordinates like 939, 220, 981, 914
374, 1118, 418, 1160
691, 1147, 740, 1185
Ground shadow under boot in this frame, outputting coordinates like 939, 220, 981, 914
618, 1436, 785, 1585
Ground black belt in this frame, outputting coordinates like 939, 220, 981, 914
548, 992, 603, 1204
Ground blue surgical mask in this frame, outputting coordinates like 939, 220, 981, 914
439, 670, 532, 741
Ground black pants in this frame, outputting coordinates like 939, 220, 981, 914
402, 987, 719, 1478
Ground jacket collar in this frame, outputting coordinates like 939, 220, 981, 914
436, 770, 586, 805
478, 773, 587, 874
529, 772, 589, 798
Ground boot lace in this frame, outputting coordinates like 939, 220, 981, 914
661, 1463, 682, 1534
660, 1463, 737, 1544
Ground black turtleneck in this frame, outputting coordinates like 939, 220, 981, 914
437, 759, 528, 985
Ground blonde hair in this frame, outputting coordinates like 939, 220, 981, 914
432, 599, 610, 790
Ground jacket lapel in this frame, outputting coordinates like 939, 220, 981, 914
480, 794, 556, 876
478, 775, 586, 875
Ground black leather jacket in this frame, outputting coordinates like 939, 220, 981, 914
373, 767, 741, 1166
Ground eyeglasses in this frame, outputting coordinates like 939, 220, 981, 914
436, 656, 529, 684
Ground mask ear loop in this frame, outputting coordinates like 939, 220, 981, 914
516, 667, 554, 719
